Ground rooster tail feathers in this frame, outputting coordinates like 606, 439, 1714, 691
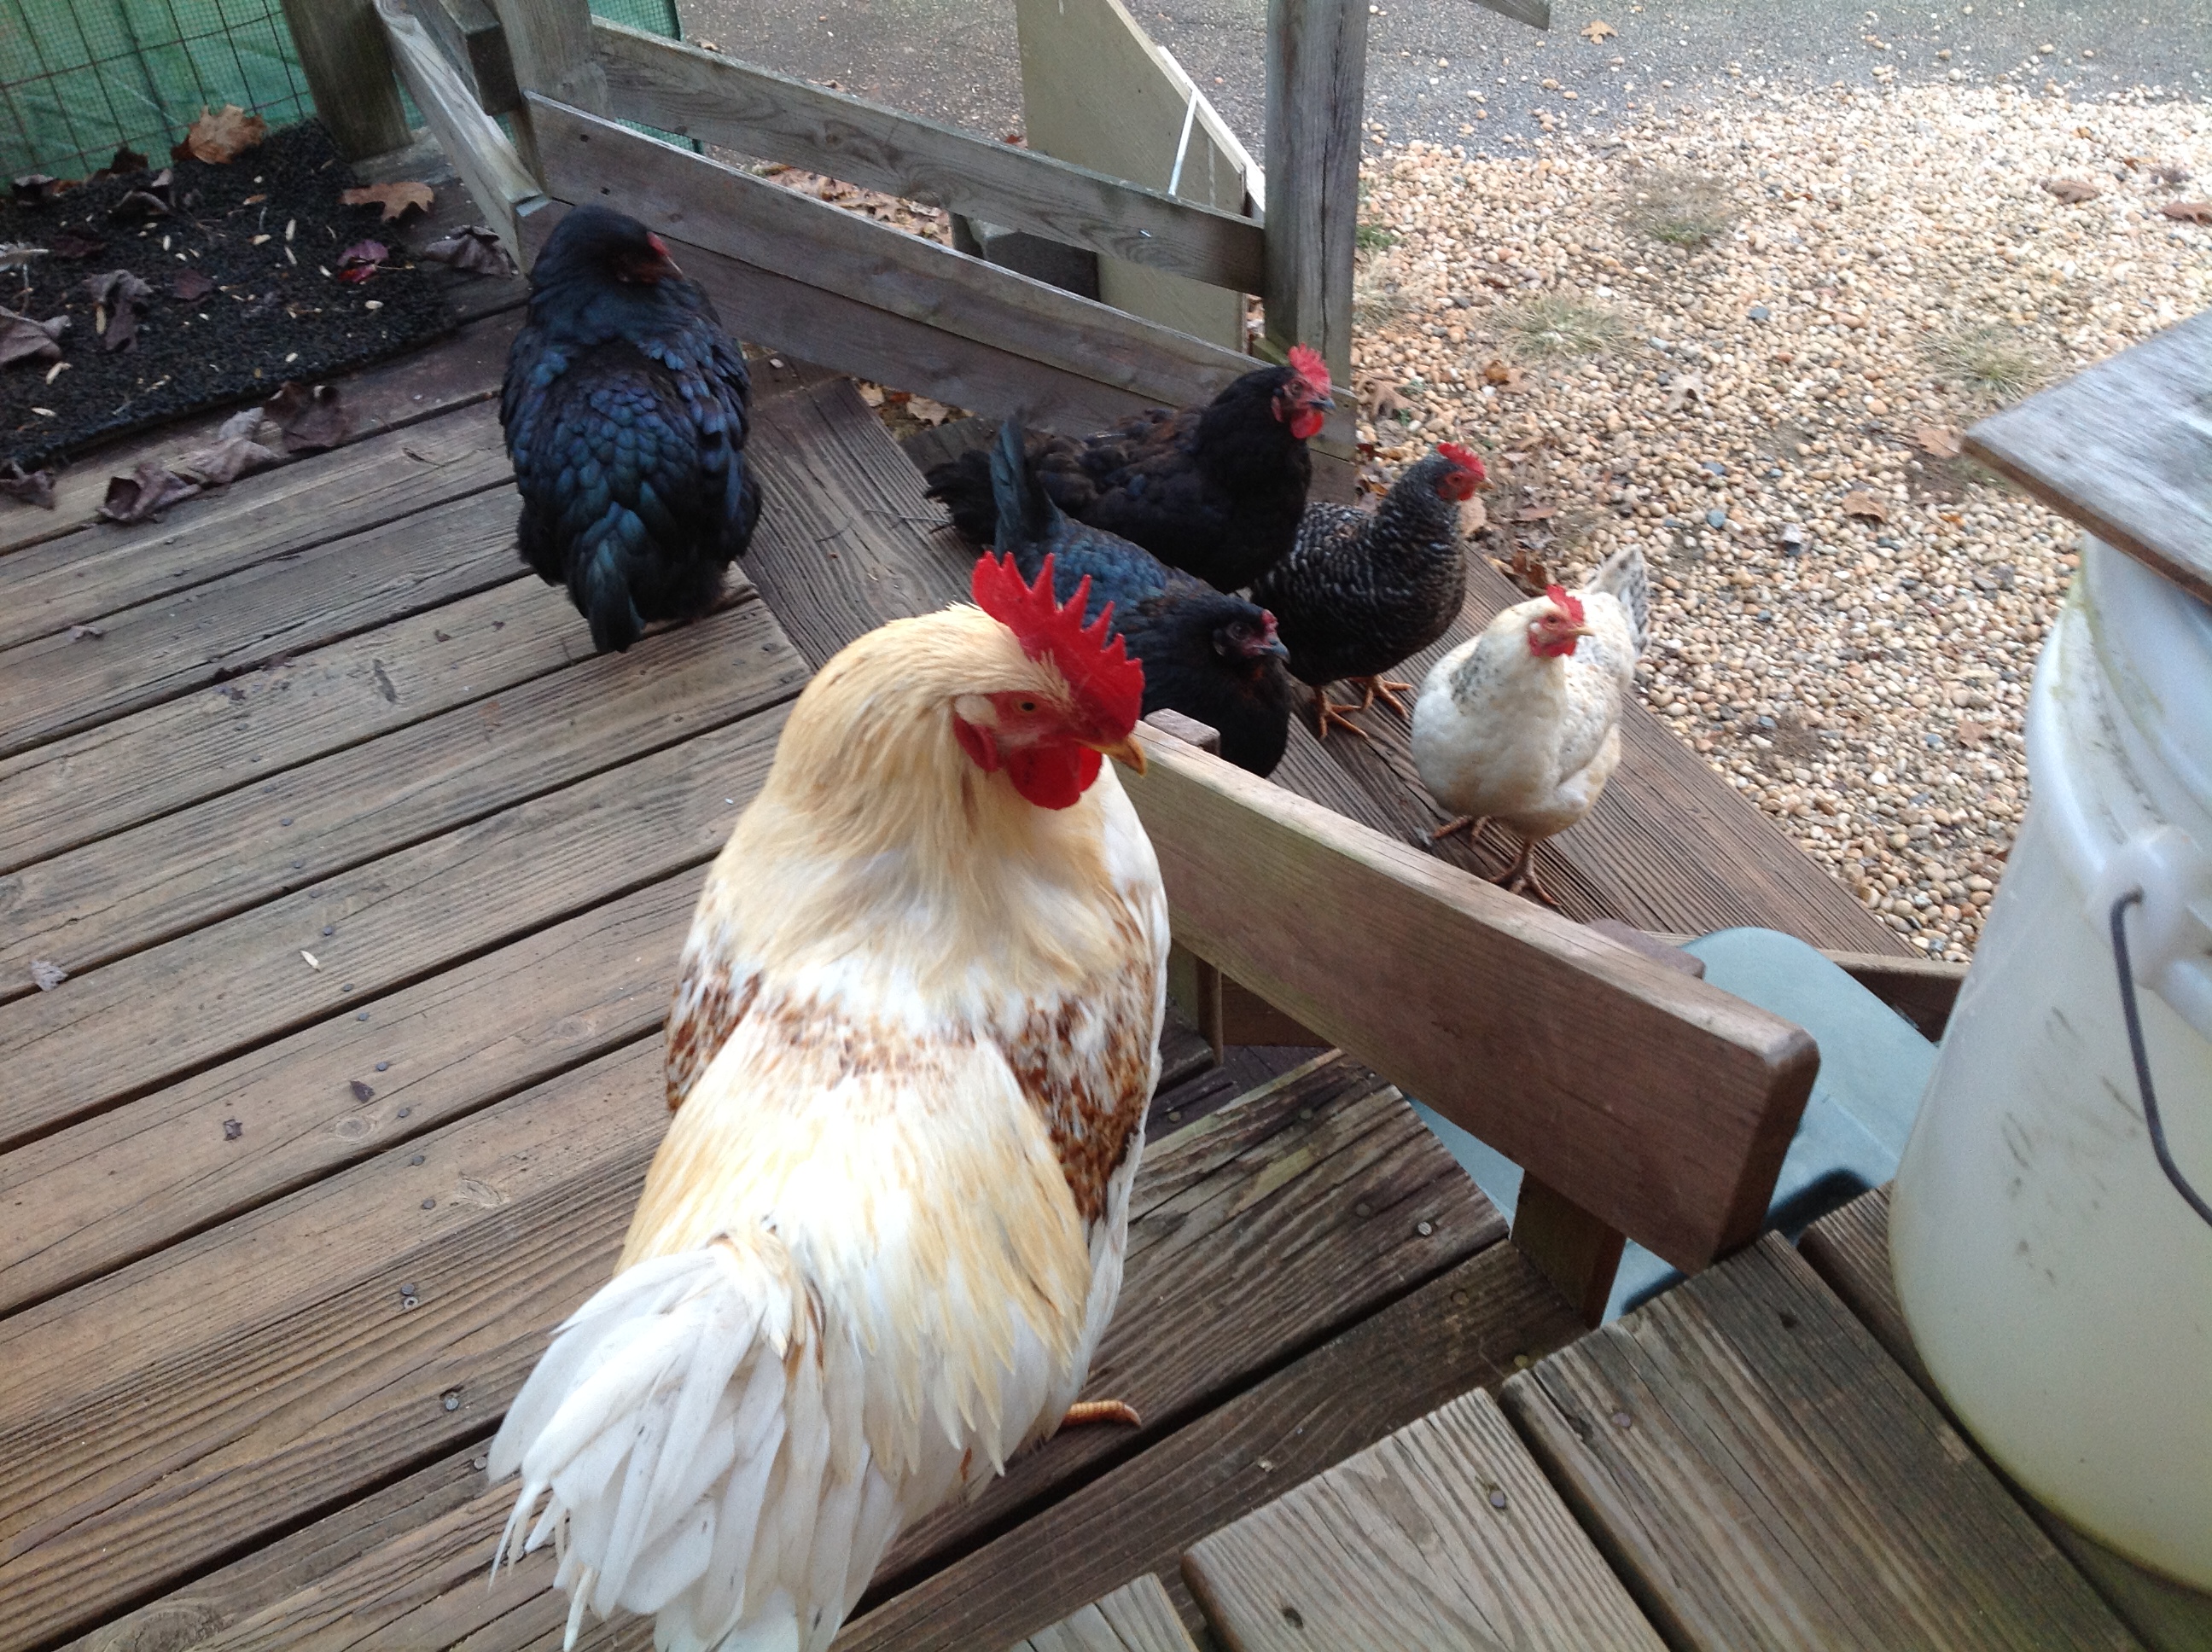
1588, 543, 1650, 656
987, 415, 1058, 570
576, 539, 645, 654
490, 1240, 876, 1652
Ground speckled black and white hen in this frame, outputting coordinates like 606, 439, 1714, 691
1250, 444, 1486, 740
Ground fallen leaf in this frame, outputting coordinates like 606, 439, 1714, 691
0, 462, 55, 508
68, 622, 102, 639
49, 230, 103, 259
179, 104, 268, 164
341, 180, 434, 222
1913, 424, 1962, 459
2159, 200, 2212, 224
0, 307, 68, 367
93, 145, 149, 179
1516, 502, 1558, 521
1481, 358, 1514, 384
335, 238, 388, 283
173, 432, 282, 486
12, 173, 59, 205
855, 381, 885, 408
265, 381, 353, 451
906, 396, 953, 426
98, 461, 201, 523
108, 167, 174, 222
223, 1118, 243, 1139
76, 269, 154, 351
2040, 177, 2101, 204
1957, 718, 1988, 747
301, 949, 322, 970
1841, 489, 1888, 521
1580, 18, 1616, 39
172, 266, 216, 301
421, 224, 516, 277
1359, 373, 1413, 421
30, 959, 67, 992
2151, 162, 2192, 187
1664, 370, 1705, 413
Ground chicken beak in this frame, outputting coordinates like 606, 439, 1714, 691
1088, 733, 1147, 774
1569, 624, 1596, 638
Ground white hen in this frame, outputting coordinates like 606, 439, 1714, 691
1410, 544, 1650, 903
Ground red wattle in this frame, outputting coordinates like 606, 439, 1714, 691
1289, 408, 1325, 440
1005, 742, 1102, 810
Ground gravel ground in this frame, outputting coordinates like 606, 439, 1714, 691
1349, 82, 2210, 958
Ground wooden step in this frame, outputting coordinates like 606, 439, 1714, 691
1013, 1576, 1199, 1652
1183, 1387, 1665, 1651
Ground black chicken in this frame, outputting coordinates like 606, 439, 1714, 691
502, 206, 762, 653
987, 416, 1295, 777
926, 347, 1333, 592
1252, 443, 1486, 739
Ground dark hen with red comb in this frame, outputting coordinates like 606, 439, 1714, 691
926, 349, 1333, 592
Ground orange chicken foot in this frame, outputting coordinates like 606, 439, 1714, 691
1309, 686, 1373, 742
1430, 814, 1489, 846
1488, 836, 1560, 907
1062, 1399, 1144, 1428
1348, 674, 1417, 718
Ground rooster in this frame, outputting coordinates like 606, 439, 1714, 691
503, 206, 762, 653
1410, 545, 1650, 904
488, 555, 1168, 1651
1253, 444, 1486, 741
923, 348, 1334, 592
987, 416, 1296, 777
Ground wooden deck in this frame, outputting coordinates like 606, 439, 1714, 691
0, 309, 2137, 1651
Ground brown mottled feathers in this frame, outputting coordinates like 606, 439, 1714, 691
666, 957, 760, 1112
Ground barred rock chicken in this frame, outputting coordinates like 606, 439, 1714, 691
487, 554, 1168, 1652
1410, 545, 1650, 904
1253, 444, 1487, 741
923, 348, 1334, 591
986, 416, 1296, 777
503, 206, 762, 653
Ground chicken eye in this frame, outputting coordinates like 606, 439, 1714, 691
1017, 699, 1038, 714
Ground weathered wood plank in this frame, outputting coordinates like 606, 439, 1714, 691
1017, 1575, 1198, 1652
1499, 1234, 2138, 1651
0, 307, 523, 562
0, 575, 577, 875
1183, 1387, 1665, 1651
1802, 1189, 2212, 1652
0, 486, 523, 761
410, 0, 521, 114
1262, 0, 1365, 395
382, 0, 546, 262
594, 22, 1265, 294
0, 707, 787, 1153
492, 0, 605, 111
0, 597, 800, 1003
1511, 1173, 1627, 1329
280, 0, 412, 159
527, 101, 1256, 422
831, 1241, 1583, 1650
0, 402, 509, 653
1124, 720, 1816, 1272
1964, 311, 2212, 608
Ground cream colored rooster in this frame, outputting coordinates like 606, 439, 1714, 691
1410, 545, 1649, 904
488, 553, 1168, 1651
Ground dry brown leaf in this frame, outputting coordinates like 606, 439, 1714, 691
49, 230, 102, 259
341, 181, 434, 223
180, 104, 268, 164
2151, 162, 2192, 187
0, 461, 55, 509
1841, 489, 1889, 521
1957, 718, 1988, 747
906, 397, 953, 427
1580, 19, 1616, 39
1359, 373, 1413, 422
335, 239, 389, 284
265, 381, 353, 451
1913, 424, 1962, 459
173, 433, 282, 487
1664, 370, 1704, 414
73, 269, 152, 352
108, 168, 174, 223
2040, 177, 2101, 204
421, 224, 515, 276
855, 381, 886, 408
1516, 503, 1558, 521
0, 307, 68, 367
172, 266, 216, 302
2159, 200, 2212, 224
98, 462, 201, 524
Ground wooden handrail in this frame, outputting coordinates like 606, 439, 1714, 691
378, 0, 542, 261
1122, 720, 1819, 1277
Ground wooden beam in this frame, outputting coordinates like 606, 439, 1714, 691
281, 0, 412, 159
1263, 0, 1365, 395
1120, 721, 1819, 1273
1512, 1173, 1627, 1328
525, 100, 1258, 424
592, 21, 1267, 295
376, 0, 542, 263
407, 0, 520, 114
486, 0, 603, 112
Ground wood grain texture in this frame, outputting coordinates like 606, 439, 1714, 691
1511, 1173, 1627, 1329
1801, 1189, 2212, 1652
382, 0, 546, 262
410, 0, 520, 113
1184, 1387, 1665, 1651
279, 0, 411, 159
527, 100, 1255, 416
0, 486, 523, 761
0, 402, 509, 653
1016, 1575, 1199, 1652
1262, 0, 1365, 393
1499, 1234, 2138, 1652
488, 0, 604, 111
832, 1241, 1585, 1651
1123, 721, 1816, 1272
1963, 311, 2212, 607
0, 596, 801, 1001
594, 21, 1265, 293
0, 706, 789, 1152
0, 575, 578, 875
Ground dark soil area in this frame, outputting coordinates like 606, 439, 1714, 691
0, 119, 452, 473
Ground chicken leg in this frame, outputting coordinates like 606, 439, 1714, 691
1488, 835, 1560, 907
1061, 1399, 1143, 1428
1429, 814, 1489, 845
1348, 674, 1418, 718
1309, 686, 1373, 742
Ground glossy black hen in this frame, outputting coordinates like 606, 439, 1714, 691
502, 206, 762, 653
926, 348, 1332, 591
987, 416, 1295, 777
1252, 444, 1486, 739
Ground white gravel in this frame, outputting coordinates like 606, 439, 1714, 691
1349, 82, 2211, 958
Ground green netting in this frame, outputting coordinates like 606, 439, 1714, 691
0, 0, 682, 181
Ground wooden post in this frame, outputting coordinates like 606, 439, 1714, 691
1512, 1174, 1627, 1329
488, 0, 607, 177
280, 0, 411, 160
1263, 0, 1365, 401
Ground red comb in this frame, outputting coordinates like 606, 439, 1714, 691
1439, 442, 1486, 480
1287, 343, 1332, 398
1544, 584, 1586, 626
971, 553, 1144, 736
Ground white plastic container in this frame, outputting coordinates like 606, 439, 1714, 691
1892, 537, 2212, 1589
